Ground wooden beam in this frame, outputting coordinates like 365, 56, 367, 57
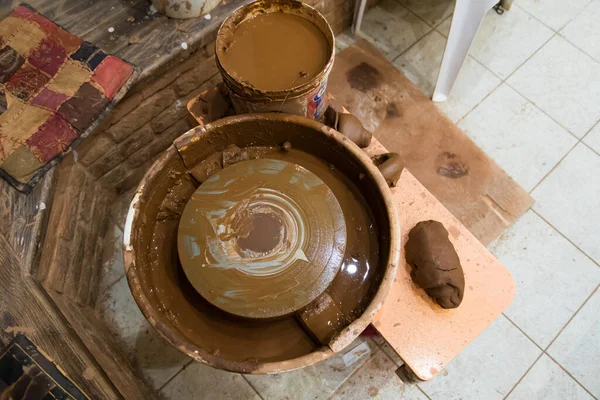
0, 232, 122, 399
0, 169, 57, 273
50, 293, 159, 400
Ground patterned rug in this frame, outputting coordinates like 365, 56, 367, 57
0, 4, 136, 193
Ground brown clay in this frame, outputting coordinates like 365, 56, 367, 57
298, 292, 346, 345
237, 213, 282, 253
221, 144, 250, 167
124, 114, 399, 373
189, 152, 223, 184
404, 220, 464, 309
337, 112, 372, 148
218, 12, 330, 92
323, 107, 372, 149
187, 83, 234, 125
323, 105, 338, 129
371, 153, 404, 187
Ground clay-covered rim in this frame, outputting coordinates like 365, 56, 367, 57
215, 0, 335, 99
123, 113, 400, 374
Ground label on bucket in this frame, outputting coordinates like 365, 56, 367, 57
307, 79, 327, 120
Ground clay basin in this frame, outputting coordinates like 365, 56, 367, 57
123, 113, 400, 373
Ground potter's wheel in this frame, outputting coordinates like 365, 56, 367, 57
177, 158, 347, 319
125, 113, 399, 373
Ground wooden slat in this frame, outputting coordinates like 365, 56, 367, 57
0, 232, 121, 399
0, 169, 57, 272
50, 294, 159, 400
328, 40, 533, 244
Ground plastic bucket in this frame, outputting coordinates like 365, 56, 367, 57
215, 0, 335, 120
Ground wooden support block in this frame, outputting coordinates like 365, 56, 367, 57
298, 292, 345, 345
371, 167, 516, 381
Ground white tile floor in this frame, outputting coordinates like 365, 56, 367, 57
98, 0, 600, 398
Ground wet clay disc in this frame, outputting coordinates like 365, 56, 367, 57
177, 158, 347, 319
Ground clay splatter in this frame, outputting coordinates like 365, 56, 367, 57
385, 102, 400, 118
437, 152, 469, 179
346, 63, 381, 92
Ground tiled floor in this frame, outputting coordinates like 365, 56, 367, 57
97, 0, 600, 398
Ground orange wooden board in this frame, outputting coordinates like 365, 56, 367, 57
329, 40, 533, 245
367, 156, 515, 380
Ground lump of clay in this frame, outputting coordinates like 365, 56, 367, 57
405, 220, 464, 309
323, 107, 372, 148
222, 144, 250, 168
337, 113, 372, 148
371, 152, 404, 187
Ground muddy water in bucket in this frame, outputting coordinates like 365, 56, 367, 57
216, 0, 335, 119
219, 13, 330, 91
124, 115, 398, 373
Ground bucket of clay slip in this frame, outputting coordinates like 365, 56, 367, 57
215, 0, 335, 120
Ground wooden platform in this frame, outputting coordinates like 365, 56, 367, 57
367, 154, 515, 381
186, 61, 518, 380
329, 40, 533, 244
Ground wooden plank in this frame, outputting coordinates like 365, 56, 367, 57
115, 0, 253, 83
50, 294, 159, 400
0, 169, 57, 272
36, 158, 86, 287
328, 40, 533, 244
0, 232, 121, 399
0, 0, 87, 21
370, 166, 515, 381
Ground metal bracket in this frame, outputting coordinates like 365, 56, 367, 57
493, 1, 505, 15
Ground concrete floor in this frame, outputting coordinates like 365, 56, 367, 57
98, 0, 600, 398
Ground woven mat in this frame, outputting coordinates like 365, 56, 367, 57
0, 4, 136, 193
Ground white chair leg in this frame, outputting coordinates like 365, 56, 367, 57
352, 0, 368, 35
432, 0, 498, 102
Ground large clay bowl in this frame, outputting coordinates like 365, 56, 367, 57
123, 113, 400, 373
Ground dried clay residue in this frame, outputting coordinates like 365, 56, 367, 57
4, 326, 35, 335
436, 151, 469, 179
82, 367, 96, 381
385, 102, 400, 119
346, 62, 382, 92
